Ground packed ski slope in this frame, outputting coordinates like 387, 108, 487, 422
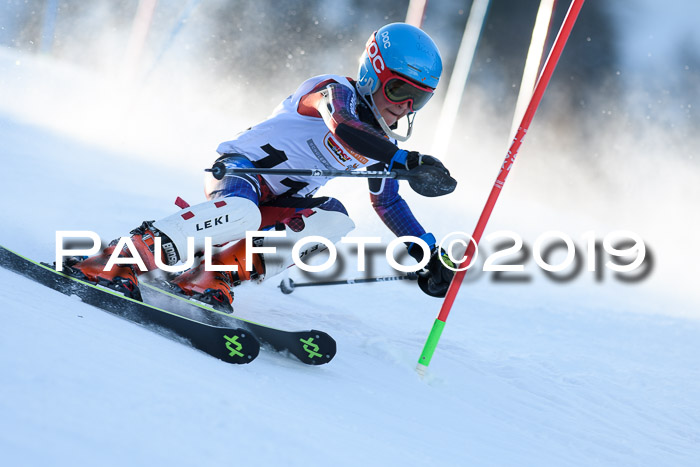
1, 48, 699, 466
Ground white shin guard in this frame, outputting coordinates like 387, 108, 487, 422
153, 197, 261, 259
258, 209, 355, 280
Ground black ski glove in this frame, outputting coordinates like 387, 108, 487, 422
417, 248, 456, 298
404, 151, 449, 172
400, 151, 457, 198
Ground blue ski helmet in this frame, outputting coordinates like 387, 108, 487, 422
357, 23, 443, 104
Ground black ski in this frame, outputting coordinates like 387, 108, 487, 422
0, 246, 259, 364
140, 281, 337, 366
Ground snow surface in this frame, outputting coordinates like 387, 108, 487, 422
1, 47, 700, 466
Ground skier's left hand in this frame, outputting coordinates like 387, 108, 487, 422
417, 248, 456, 298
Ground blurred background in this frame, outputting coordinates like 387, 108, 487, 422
1, 0, 698, 309
2, 0, 697, 129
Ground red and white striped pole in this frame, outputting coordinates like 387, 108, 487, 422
405, 0, 428, 28
417, 0, 586, 377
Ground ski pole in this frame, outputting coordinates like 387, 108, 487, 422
279, 273, 418, 294
206, 161, 409, 181
416, 0, 586, 377
205, 161, 457, 197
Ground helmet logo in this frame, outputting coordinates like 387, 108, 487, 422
381, 31, 391, 48
367, 37, 385, 74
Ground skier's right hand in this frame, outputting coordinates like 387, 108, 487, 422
404, 151, 449, 173
396, 151, 457, 197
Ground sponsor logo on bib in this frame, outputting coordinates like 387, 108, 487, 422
323, 133, 370, 167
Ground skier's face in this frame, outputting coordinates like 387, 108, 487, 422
372, 88, 411, 127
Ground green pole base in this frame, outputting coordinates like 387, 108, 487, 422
416, 318, 446, 376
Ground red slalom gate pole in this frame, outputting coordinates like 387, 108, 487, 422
416, 0, 586, 377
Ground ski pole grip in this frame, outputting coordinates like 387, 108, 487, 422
206, 161, 227, 180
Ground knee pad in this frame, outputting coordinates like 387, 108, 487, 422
259, 209, 355, 279
153, 197, 261, 257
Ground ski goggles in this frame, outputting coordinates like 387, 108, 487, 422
381, 74, 435, 111
365, 32, 436, 111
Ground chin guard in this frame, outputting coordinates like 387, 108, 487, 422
359, 91, 414, 142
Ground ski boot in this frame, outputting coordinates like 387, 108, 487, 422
167, 237, 265, 313
63, 222, 177, 301
63, 245, 142, 300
